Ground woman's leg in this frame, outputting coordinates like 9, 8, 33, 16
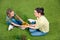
31, 31, 47, 36
29, 28, 47, 36
29, 28, 37, 33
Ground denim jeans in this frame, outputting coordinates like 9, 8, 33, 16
29, 28, 47, 36
7, 18, 22, 25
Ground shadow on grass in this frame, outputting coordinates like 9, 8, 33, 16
13, 35, 21, 40
13, 34, 27, 40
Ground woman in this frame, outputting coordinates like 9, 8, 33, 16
28, 7, 49, 36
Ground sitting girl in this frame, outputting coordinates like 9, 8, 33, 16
6, 8, 26, 30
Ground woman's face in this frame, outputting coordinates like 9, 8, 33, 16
34, 10, 39, 17
9, 11, 14, 17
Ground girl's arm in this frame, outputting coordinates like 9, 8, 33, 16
15, 14, 28, 25
11, 22, 21, 27
16, 14, 24, 23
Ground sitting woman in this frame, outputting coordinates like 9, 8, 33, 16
28, 7, 49, 36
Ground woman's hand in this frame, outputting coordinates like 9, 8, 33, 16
29, 24, 35, 27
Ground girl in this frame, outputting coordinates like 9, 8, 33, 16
6, 8, 26, 30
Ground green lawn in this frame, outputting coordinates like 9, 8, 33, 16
0, 0, 60, 40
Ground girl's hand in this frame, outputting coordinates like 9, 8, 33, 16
21, 25, 29, 29
20, 25, 26, 30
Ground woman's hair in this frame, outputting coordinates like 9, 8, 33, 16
6, 8, 13, 15
35, 7, 44, 15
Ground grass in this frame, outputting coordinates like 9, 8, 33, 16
0, 0, 60, 40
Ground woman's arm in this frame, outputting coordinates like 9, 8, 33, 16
28, 24, 36, 29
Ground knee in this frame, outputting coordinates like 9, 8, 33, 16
29, 29, 36, 33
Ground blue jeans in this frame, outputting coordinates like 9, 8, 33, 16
29, 21, 47, 36
7, 18, 22, 25
29, 28, 47, 36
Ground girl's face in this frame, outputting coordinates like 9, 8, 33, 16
34, 10, 39, 17
9, 11, 14, 17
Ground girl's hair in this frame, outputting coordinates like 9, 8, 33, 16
6, 8, 13, 15
35, 7, 44, 15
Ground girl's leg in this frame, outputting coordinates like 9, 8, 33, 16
6, 22, 11, 25
28, 19, 36, 24
11, 18, 22, 25
8, 25, 14, 31
16, 20, 22, 25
